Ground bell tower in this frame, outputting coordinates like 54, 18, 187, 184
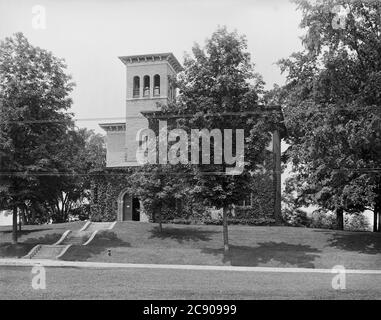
118, 53, 183, 165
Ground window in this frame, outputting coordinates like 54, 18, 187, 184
143, 75, 150, 97
133, 76, 140, 98
153, 74, 160, 96
239, 194, 253, 207
168, 84, 173, 100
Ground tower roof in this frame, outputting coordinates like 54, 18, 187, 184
118, 52, 183, 73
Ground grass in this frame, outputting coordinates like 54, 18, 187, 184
60, 221, 381, 269
1, 265, 380, 299
1, 220, 380, 269
0, 221, 86, 258
1, 221, 380, 300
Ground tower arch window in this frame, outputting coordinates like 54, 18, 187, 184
153, 74, 160, 96
143, 75, 150, 97
133, 76, 140, 98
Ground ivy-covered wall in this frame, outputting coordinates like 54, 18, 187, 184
89, 168, 277, 224
89, 168, 133, 222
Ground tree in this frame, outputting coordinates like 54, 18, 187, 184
0, 33, 74, 242
273, 1, 381, 230
163, 26, 278, 251
37, 128, 106, 223
129, 164, 189, 232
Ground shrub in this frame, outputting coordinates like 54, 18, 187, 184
309, 210, 337, 229
345, 214, 370, 232
282, 208, 309, 227
203, 216, 276, 226
232, 206, 274, 219
69, 204, 90, 221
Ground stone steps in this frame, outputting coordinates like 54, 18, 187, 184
59, 231, 91, 245
25, 221, 117, 259
31, 245, 68, 259
84, 222, 114, 233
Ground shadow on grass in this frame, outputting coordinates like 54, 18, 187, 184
313, 229, 381, 254
0, 228, 61, 236
61, 231, 131, 261
202, 242, 321, 268
23, 233, 63, 245
149, 226, 219, 244
0, 233, 63, 258
0, 243, 35, 258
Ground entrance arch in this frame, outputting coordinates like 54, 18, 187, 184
117, 189, 140, 221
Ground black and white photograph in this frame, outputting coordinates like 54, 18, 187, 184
0, 0, 380, 308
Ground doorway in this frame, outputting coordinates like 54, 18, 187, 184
122, 194, 140, 221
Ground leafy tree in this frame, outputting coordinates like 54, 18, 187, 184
129, 164, 190, 232
163, 26, 279, 251
38, 128, 106, 223
0, 33, 74, 242
272, 1, 381, 230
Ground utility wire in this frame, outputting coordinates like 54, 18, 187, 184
0, 110, 284, 125
0, 105, 379, 125
0, 168, 380, 177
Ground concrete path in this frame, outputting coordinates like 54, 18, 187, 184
1, 258, 381, 274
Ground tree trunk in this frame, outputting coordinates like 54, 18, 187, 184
31, 204, 36, 224
188, 200, 193, 220
222, 206, 229, 253
374, 182, 381, 232
12, 205, 18, 244
157, 204, 163, 233
375, 196, 381, 233
374, 210, 378, 232
336, 207, 344, 231
21, 206, 28, 225
18, 206, 25, 232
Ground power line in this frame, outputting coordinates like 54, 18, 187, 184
333, 168, 381, 173
1, 105, 379, 125
0, 168, 380, 177
0, 110, 286, 125
1, 116, 130, 125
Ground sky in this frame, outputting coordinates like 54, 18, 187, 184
0, 0, 304, 131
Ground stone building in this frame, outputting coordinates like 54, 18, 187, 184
94, 52, 284, 224
98, 53, 183, 222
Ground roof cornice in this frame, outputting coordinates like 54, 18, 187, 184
118, 52, 183, 73
99, 123, 126, 132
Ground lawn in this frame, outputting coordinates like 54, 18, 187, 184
61, 222, 381, 270
1, 221, 380, 269
1, 266, 380, 299
0, 221, 86, 258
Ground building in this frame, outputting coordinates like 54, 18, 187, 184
96, 52, 283, 224
98, 53, 183, 222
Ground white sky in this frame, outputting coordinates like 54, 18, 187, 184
0, 0, 303, 131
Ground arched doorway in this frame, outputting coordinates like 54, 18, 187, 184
132, 197, 140, 221
122, 193, 132, 221
121, 193, 140, 221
